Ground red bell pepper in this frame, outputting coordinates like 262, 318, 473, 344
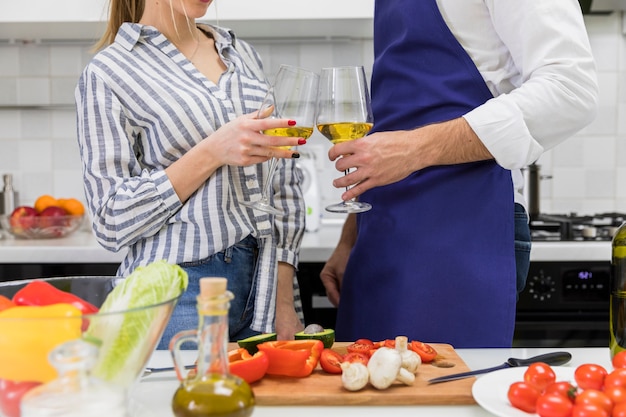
12, 280, 99, 315
228, 348, 269, 384
0, 295, 15, 312
256, 340, 324, 378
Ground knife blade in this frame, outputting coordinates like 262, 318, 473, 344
427, 351, 572, 384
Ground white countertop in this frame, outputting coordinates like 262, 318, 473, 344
0, 222, 612, 264
132, 346, 612, 417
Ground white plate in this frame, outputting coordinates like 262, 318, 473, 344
472, 366, 575, 417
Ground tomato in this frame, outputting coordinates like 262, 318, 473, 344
408, 341, 437, 363
536, 393, 574, 417
603, 385, 626, 405
508, 381, 541, 413
576, 389, 614, 414
319, 349, 343, 374
544, 381, 577, 401
614, 351, 626, 369
354, 339, 374, 347
605, 369, 626, 389
576, 364, 609, 391
374, 339, 396, 349
524, 362, 557, 392
614, 402, 626, 417
346, 342, 375, 357
571, 403, 609, 417
0, 379, 41, 417
343, 352, 369, 366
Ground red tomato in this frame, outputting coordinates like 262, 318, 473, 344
605, 368, 626, 389
576, 364, 609, 391
544, 381, 577, 401
536, 393, 574, 417
346, 342, 374, 357
524, 362, 557, 392
343, 352, 369, 366
508, 381, 541, 413
613, 402, 626, 417
319, 349, 343, 374
354, 339, 374, 347
576, 389, 614, 414
614, 351, 626, 369
374, 339, 396, 349
571, 403, 609, 417
408, 341, 437, 363
0, 379, 41, 417
603, 385, 626, 405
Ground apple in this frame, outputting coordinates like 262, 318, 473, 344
38, 206, 69, 229
9, 206, 38, 233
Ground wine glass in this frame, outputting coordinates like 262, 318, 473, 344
241, 64, 319, 215
316, 66, 373, 213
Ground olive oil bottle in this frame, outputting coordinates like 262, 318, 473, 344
610, 222, 626, 358
170, 278, 255, 417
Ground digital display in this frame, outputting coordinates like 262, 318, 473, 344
577, 270, 593, 280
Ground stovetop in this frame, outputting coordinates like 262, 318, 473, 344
530, 212, 625, 242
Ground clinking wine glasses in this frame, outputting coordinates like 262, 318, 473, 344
241, 64, 319, 215
316, 66, 374, 213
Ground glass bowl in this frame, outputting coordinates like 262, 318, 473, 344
0, 276, 182, 417
0, 215, 84, 239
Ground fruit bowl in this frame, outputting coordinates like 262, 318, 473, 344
0, 214, 84, 239
0, 273, 185, 417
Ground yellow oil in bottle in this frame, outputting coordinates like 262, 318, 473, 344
170, 277, 255, 417
610, 222, 626, 358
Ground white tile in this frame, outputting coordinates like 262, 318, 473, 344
583, 135, 617, 168
0, 111, 21, 139
52, 141, 82, 171
0, 140, 20, 171
53, 170, 85, 199
0, 78, 18, 106
50, 46, 84, 77
17, 78, 50, 105
0, 46, 20, 77
616, 167, 626, 199
550, 167, 586, 199
551, 136, 585, 167
20, 172, 54, 204
585, 169, 615, 198
299, 42, 333, 72
21, 110, 51, 139
18, 44, 49, 77
18, 140, 52, 172
331, 41, 363, 67
51, 110, 77, 139
50, 77, 78, 105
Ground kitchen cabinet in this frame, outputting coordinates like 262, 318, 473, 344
0, 0, 374, 41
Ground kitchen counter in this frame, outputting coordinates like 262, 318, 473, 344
132, 346, 612, 416
0, 221, 612, 264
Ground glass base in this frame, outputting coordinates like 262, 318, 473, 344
240, 199, 283, 215
325, 200, 372, 214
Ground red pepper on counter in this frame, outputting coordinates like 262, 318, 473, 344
228, 348, 269, 384
0, 295, 15, 312
256, 340, 324, 378
12, 280, 99, 315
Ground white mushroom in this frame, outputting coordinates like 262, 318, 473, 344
395, 336, 421, 374
367, 346, 415, 389
340, 361, 369, 391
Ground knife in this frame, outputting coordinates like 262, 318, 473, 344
427, 351, 572, 384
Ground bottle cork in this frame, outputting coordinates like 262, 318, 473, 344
199, 277, 228, 298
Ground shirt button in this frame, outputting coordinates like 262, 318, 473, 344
246, 179, 257, 188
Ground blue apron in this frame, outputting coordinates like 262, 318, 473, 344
335, 0, 517, 348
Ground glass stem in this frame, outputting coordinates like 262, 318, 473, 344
261, 158, 279, 202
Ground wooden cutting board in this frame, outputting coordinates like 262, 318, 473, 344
240, 342, 477, 406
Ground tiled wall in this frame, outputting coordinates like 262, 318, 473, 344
0, 13, 624, 219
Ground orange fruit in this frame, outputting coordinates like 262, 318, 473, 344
34, 195, 58, 214
58, 198, 85, 216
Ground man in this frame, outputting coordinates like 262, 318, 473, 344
320, 0, 598, 348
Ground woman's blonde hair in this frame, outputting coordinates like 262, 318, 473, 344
94, 0, 145, 51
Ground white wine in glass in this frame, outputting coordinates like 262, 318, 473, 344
316, 66, 373, 213
241, 64, 319, 215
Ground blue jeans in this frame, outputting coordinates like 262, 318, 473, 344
157, 235, 260, 350
515, 203, 531, 296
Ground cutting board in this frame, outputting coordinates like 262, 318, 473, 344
240, 342, 477, 406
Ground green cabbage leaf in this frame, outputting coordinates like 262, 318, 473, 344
85, 260, 188, 385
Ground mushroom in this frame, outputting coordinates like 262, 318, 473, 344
395, 335, 421, 374
367, 346, 415, 389
340, 361, 369, 391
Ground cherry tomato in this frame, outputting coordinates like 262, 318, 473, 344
536, 393, 574, 417
576, 364, 609, 391
603, 385, 626, 405
508, 381, 541, 413
408, 341, 437, 363
613, 401, 626, 417
524, 362, 557, 392
544, 381, 577, 401
576, 389, 614, 414
319, 348, 343, 374
605, 368, 626, 389
571, 403, 609, 417
614, 351, 626, 369
0, 379, 41, 417
343, 352, 369, 366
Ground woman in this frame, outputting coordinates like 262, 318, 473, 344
75, 0, 307, 348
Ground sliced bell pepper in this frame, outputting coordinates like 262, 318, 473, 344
228, 348, 269, 383
0, 295, 15, 312
0, 304, 83, 383
12, 280, 99, 315
256, 339, 324, 378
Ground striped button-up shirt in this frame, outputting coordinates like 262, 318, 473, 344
75, 23, 306, 332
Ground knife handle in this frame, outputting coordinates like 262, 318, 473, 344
507, 351, 572, 367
